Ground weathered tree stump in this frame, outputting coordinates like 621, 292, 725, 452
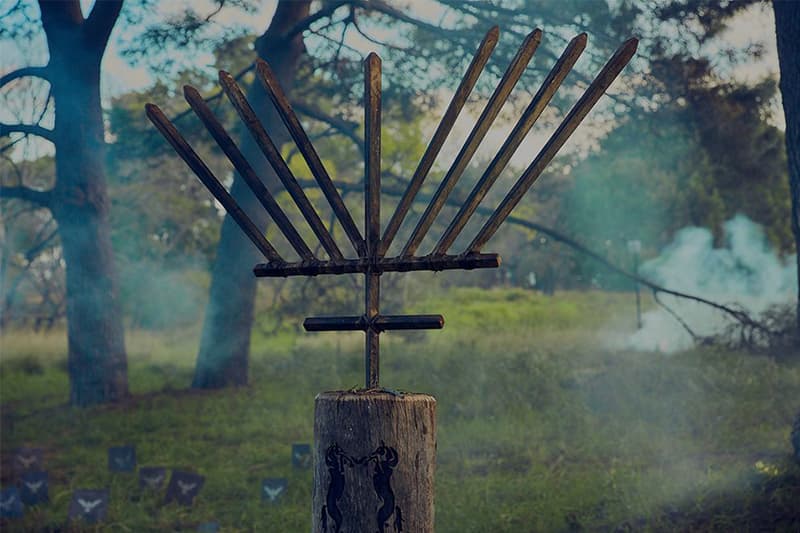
313, 391, 436, 533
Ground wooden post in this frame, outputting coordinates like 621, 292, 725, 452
313, 391, 436, 533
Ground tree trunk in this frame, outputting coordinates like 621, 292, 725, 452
774, 0, 800, 331
192, 1, 311, 388
313, 391, 437, 533
40, 0, 128, 405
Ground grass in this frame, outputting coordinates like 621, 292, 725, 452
1, 288, 799, 531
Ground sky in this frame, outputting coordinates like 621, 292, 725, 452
0, 0, 785, 165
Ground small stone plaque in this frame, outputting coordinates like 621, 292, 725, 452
19, 471, 48, 505
0, 487, 23, 519
108, 445, 136, 472
292, 443, 312, 469
261, 478, 288, 503
13, 447, 43, 474
165, 471, 204, 506
68, 489, 109, 524
139, 466, 167, 490
197, 521, 220, 532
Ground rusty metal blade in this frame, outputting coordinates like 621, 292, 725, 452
144, 103, 282, 263
364, 52, 381, 389
434, 33, 587, 255
219, 70, 344, 260
256, 60, 365, 256
400, 28, 543, 257
304, 314, 443, 332
373, 314, 443, 331
379, 26, 500, 256
304, 315, 367, 331
183, 85, 314, 261
364, 53, 382, 259
468, 37, 639, 253
252, 252, 501, 277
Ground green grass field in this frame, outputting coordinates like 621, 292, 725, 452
1, 289, 799, 532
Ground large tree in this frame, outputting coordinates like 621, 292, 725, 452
773, 0, 800, 330
0, 0, 128, 405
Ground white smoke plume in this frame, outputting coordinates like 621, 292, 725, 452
627, 215, 796, 353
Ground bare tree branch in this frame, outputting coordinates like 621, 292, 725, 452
285, 0, 468, 43
0, 66, 49, 88
0, 0, 24, 20
0, 185, 52, 207
0, 137, 24, 155
33, 86, 52, 126
308, 26, 364, 57
292, 100, 361, 147
25, 225, 59, 262
653, 290, 701, 342
283, 0, 351, 40
351, 11, 411, 51
168, 63, 255, 125
202, 0, 227, 23
332, 7, 353, 62
352, 0, 460, 37
0, 123, 55, 142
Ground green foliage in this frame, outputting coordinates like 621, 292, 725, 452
118, 262, 208, 330
2, 290, 799, 531
411, 287, 590, 331
107, 71, 225, 267
560, 57, 791, 287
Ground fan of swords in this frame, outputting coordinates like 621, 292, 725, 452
146, 26, 637, 389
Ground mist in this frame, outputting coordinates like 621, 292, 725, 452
627, 214, 796, 353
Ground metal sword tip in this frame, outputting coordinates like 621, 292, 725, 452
255, 59, 275, 80
218, 70, 234, 83
572, 32, 588, 46
610, 38, 639, 65
182, 85, 200, 100
621, 37, 639, 53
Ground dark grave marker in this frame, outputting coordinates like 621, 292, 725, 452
68, 489, 109, 524
13, 447, 43, 474
147, 24, 637, 533
262, 478, 288, 503
19, 471, 48, 505
139, 466, 167, 490
292, 444, 312, 469
108, 445, 136, 472
165, 471, 204, 506
197, 521, 220, 532
0, 487, 23, 519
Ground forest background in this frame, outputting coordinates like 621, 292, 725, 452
1, 1, 799, 531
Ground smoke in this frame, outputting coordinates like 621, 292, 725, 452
119, 259, 208, 330
627, 215, 796, 353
